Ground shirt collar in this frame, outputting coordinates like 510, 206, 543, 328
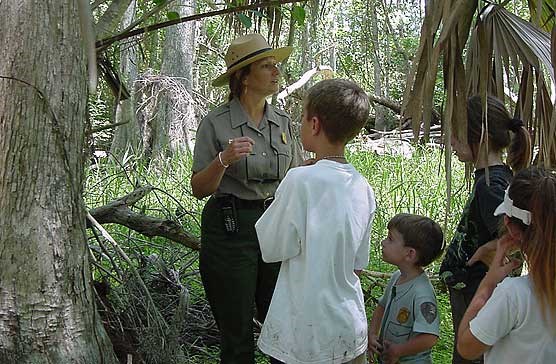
229, 97, 280, 129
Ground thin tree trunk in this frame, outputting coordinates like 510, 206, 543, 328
111, 0, 142, 158
369, 0, 385, 131
0, 1, 117, 363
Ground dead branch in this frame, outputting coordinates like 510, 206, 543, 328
88, 186, 200, 250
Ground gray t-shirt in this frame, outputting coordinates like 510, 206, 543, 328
192, 98, 300, 200
378, 271, 439, 364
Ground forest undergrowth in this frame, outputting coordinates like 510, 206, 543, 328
84, 143, 467, 363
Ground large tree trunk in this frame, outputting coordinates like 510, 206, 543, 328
0, 1, 118, 363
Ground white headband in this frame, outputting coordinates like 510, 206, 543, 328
493, 188, 531, 225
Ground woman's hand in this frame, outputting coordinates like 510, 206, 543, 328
221, 137, 255, 165
483, 234, 522, 287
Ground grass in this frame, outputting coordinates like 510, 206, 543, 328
85, 144, 468, 363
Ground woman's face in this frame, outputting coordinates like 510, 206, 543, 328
243, 57, 280, 97
451, 134, 473, 162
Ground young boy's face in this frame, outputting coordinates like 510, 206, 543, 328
381, 228, 409, 265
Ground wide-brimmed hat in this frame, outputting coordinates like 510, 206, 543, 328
212, 33, 293, 87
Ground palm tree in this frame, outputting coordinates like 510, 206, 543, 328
402, 0, 556, 168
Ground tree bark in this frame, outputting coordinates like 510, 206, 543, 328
0, 1, 118, 363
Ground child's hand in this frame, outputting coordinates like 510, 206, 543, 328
381, 340, 400, 364
467, 239, 497, 266
367, 334, 382, 362
483, 234, 522, 287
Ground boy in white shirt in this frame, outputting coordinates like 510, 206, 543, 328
255, 79, 376, 364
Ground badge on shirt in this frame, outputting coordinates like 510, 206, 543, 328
281, 132, 287, 144
420, 302, 437, 324
396, 307, 410, 324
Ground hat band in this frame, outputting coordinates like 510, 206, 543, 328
227, 47, 272, 70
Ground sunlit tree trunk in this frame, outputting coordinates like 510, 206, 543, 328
158, 0, 197, 155
369, 0, 385, 131
111, 0, 142, 158
0, 1, 117, 362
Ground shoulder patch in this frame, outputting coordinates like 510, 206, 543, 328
420, 302, 437, 324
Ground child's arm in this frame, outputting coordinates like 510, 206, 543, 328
368, 304, 385, 359
255, 173, 304, 262
457, 235, 521, 359
382, 333, 438, 364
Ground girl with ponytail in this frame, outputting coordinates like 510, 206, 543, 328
439, 95, 531, 364
457, 167, 556, 363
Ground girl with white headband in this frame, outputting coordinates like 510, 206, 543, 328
457, 166, 556, 363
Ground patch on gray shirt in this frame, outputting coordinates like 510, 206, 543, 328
420, 302, 437, 324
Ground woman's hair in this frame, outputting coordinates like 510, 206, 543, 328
228, 65, 252, 101
467, 95, 531, 172
508, 167, 556, 328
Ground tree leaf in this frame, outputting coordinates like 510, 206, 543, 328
292, 5, 305, 26
237, 13, 252, 28
167, 11, 180, 21
153, 0, 165, 5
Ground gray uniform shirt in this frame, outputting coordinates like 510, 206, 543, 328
192, 98, 300, 200
378, 271, 439, 364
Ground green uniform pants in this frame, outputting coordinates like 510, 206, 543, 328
199, 196, 281, 364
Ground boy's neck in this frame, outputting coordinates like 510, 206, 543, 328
314, 143, 347, 163
396, 264, 424, 285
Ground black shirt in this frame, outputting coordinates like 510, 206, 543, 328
439, 165, 512, 290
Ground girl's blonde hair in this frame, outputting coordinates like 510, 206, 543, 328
509, 167, 556, 329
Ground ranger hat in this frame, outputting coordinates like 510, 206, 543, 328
212, 33, 292, 87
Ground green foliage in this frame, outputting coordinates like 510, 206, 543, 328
167, 11, 180, 21
237, 13, 252, 28
291, 5, 306, 26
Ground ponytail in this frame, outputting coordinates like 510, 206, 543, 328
506, 120, 532, 173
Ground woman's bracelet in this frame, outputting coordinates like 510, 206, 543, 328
218, 152, 229, 168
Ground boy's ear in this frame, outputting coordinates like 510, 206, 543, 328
311, 116, 321, 136
406, 247, 418, 263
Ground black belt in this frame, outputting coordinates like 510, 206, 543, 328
216, 195, 274, 210
234, 197, 274, 210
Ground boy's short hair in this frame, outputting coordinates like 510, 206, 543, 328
305, 79, 370, 144
387, 213, 444, 267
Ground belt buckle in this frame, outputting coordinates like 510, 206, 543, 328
263, 196, 274, 210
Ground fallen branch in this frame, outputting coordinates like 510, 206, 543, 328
277, 65, 333, 101
88, 186, 200, 250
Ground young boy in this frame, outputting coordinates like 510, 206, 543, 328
255, 79, 376, 364
368, 214, 444, 364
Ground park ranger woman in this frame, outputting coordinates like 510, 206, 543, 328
190, 33, 299, 364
